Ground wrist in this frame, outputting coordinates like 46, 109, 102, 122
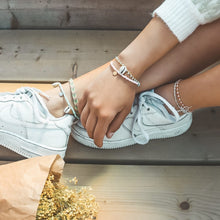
109, 58, 141, 88
105, 64, 137, 92
117, 52, 141, 79
118, 17, 178, 80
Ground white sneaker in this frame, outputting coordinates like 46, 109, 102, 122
0, 87, 74, 158
71, 90, 192, 149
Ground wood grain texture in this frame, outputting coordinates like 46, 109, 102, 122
0, 30, 138, 81
53, 164, 220, 219
64, 164, 220, 219
0, 0, 162, 30
0, 30, 219, 165
66, 108, 220, 165
1, 161, 220, 219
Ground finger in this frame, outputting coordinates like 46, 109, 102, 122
93, 115, 114, 147
85, 112, 97, 139
77, 92, 87, 114
80, 104, 90, 128
106, 109, 130, 138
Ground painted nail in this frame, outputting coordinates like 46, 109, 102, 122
108, 132, 114, 138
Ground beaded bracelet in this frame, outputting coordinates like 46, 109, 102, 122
110, 57, 140, 87
69, 78, 80, 117
173, 79, 191, 114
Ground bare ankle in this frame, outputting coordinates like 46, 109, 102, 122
42, 87, 67, 118
42, 80, 81, 118
154, 83, 183, 115
41, 64, 107, 118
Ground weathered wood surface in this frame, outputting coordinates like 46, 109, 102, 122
66, 107, 220, 165
0, 30, 219, 165
0, 0, 162, 30
1, 161, 220, 219
0, 30, 138, 81
0, 87, 219, 165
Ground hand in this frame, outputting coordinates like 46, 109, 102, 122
78, 65, 136, 147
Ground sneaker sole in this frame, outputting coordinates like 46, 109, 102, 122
0, 129, 66, 158
71, 114, 192, 149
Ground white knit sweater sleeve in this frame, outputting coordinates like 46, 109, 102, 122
153, 0, 220, 42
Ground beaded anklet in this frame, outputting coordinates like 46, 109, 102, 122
69, 78, 80, 118
110, 56, 140, 87
52, 82, 79, 119
173, 79, 191, 114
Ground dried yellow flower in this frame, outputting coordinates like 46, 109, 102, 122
69, 177, 78, 185
36, 173, 99, 220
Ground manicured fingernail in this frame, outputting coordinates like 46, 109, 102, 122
98, 144, 103, 148
108, 132, 114, 138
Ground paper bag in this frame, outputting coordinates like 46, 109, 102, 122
0, 155, 64, 220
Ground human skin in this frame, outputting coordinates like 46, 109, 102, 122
136, 19, 220, 93
77, 17, 178, 147
44, 18, 220, 147
155, 64, 220, 113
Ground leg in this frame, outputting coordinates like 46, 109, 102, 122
137, 18, 220, 93
156, 64, 220, 112
68, 19, 220, 147
44, 17, 178, 124
3, 17, 217, 153
1, 22, 219, 155
71, 64, 220, 148
43, 63, 109, 118
44, 19, 220, 118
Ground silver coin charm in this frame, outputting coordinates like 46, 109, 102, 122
119, 65, 127, 75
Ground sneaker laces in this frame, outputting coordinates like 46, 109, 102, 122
15, 87, 51, 124
132, 91, 180, 145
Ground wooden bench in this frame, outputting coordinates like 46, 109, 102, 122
0, 1, 220, 219
0, 31, 219, 219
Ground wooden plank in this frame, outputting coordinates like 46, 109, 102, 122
65, 107, 220, 165
0, 0, 162, 30
1, 161, 220, 219
0, 0, 162, 10
67, 108, 220, 165
0, 83, 219, 165
1, 30, 219, 83
0, 82, 51, 92
0, 30, 138, 82
0, 106, 219, 164
63, 164, 220, 219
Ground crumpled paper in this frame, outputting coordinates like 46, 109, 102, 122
0, 154, 64, 220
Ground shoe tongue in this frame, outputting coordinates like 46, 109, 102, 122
140, 96, 176, 126
150, 98, 173, 120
